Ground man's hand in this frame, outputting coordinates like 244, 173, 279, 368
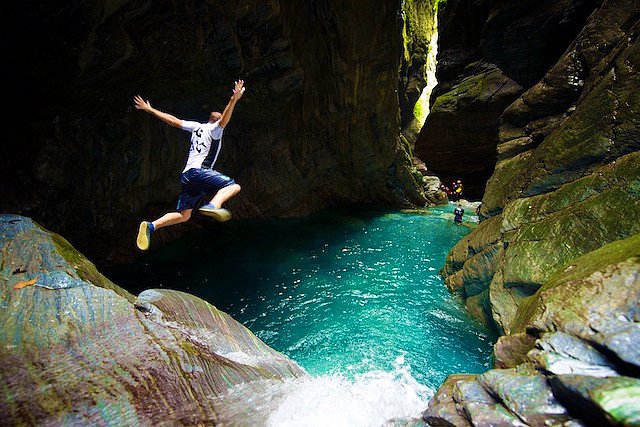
232, 80, 245, 101
133, 95, 182, 128
134, 95, 153, 112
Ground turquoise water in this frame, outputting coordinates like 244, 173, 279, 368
110, 204, 495, 424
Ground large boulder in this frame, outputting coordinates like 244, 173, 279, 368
424, 234, 640, 426
0, 214, 305, 425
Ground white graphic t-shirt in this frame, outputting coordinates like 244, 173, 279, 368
180, 120, 224, 172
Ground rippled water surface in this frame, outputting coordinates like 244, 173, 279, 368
111, 204, 496, 425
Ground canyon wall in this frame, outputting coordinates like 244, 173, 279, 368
2, 0, 437, 265
425, 0, 640, 424
438, 0, 639, 336
415, 0, 602, 198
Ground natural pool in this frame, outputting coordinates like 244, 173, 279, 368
110, 203, 496, 425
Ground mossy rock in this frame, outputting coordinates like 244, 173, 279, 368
551, 375, 640, 427
431, 64, 517, 113
492, 151, 640, 326
461, 243, 502, 297
514, 232, 640, 333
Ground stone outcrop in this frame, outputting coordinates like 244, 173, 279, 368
427, 0, 640, 424
415, 0, 602, 199
424, 234, 640, 426
440, 0, 640, 334
3, 0, 437, 265
0, 214, 305, 425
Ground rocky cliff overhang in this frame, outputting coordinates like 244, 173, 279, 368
415, 0, 603, 199
0, 214, 305, 425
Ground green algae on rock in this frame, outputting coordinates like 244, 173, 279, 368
429, 3, 640, 407
551, 375, 640, 426
424, 234, 640, 426
0, 214, 305, 425
513, 233, 640, 368
441, 3, 640, 329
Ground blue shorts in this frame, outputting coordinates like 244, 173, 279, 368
176, 168, 236, 210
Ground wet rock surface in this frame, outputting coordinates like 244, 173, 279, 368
440, 0, 640, 334
0, 214, 305, 425
427, 1, 640, 423
415, 0, 603, 199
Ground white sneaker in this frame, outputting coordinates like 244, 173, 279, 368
136, 221, 152, 250
198, 204, 232, 222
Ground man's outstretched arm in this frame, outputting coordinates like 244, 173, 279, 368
219, 80, 245, 129
134, 95, 182, 128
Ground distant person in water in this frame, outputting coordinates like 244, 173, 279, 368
453, 204, 464, 224
133, 79, 246, 251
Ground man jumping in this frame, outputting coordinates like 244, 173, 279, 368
133, 80, 245, 250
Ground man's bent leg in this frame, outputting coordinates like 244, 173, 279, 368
136, 209, 192, 251
199, 184, 240, 222
210, 183, 241, 208
193, 170, 239, 222
152, 209, 193, 230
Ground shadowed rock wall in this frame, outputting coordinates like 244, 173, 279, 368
442, 0, 640, 334
415, 0, 602, 199
2, 0, 435, 265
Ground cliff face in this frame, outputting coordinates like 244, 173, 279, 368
0, 214, 305, 425
415, 0, 602, 198
425, 234, 640, 427
440, 0, 640, 334
2, 0, 435, 264
426, 0, 640, 424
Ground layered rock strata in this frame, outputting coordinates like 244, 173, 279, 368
0, 214, 305, 425
441, 0, 640, 334
427, 0, 640, 425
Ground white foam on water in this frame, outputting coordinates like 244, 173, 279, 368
266, 360, 433, 427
